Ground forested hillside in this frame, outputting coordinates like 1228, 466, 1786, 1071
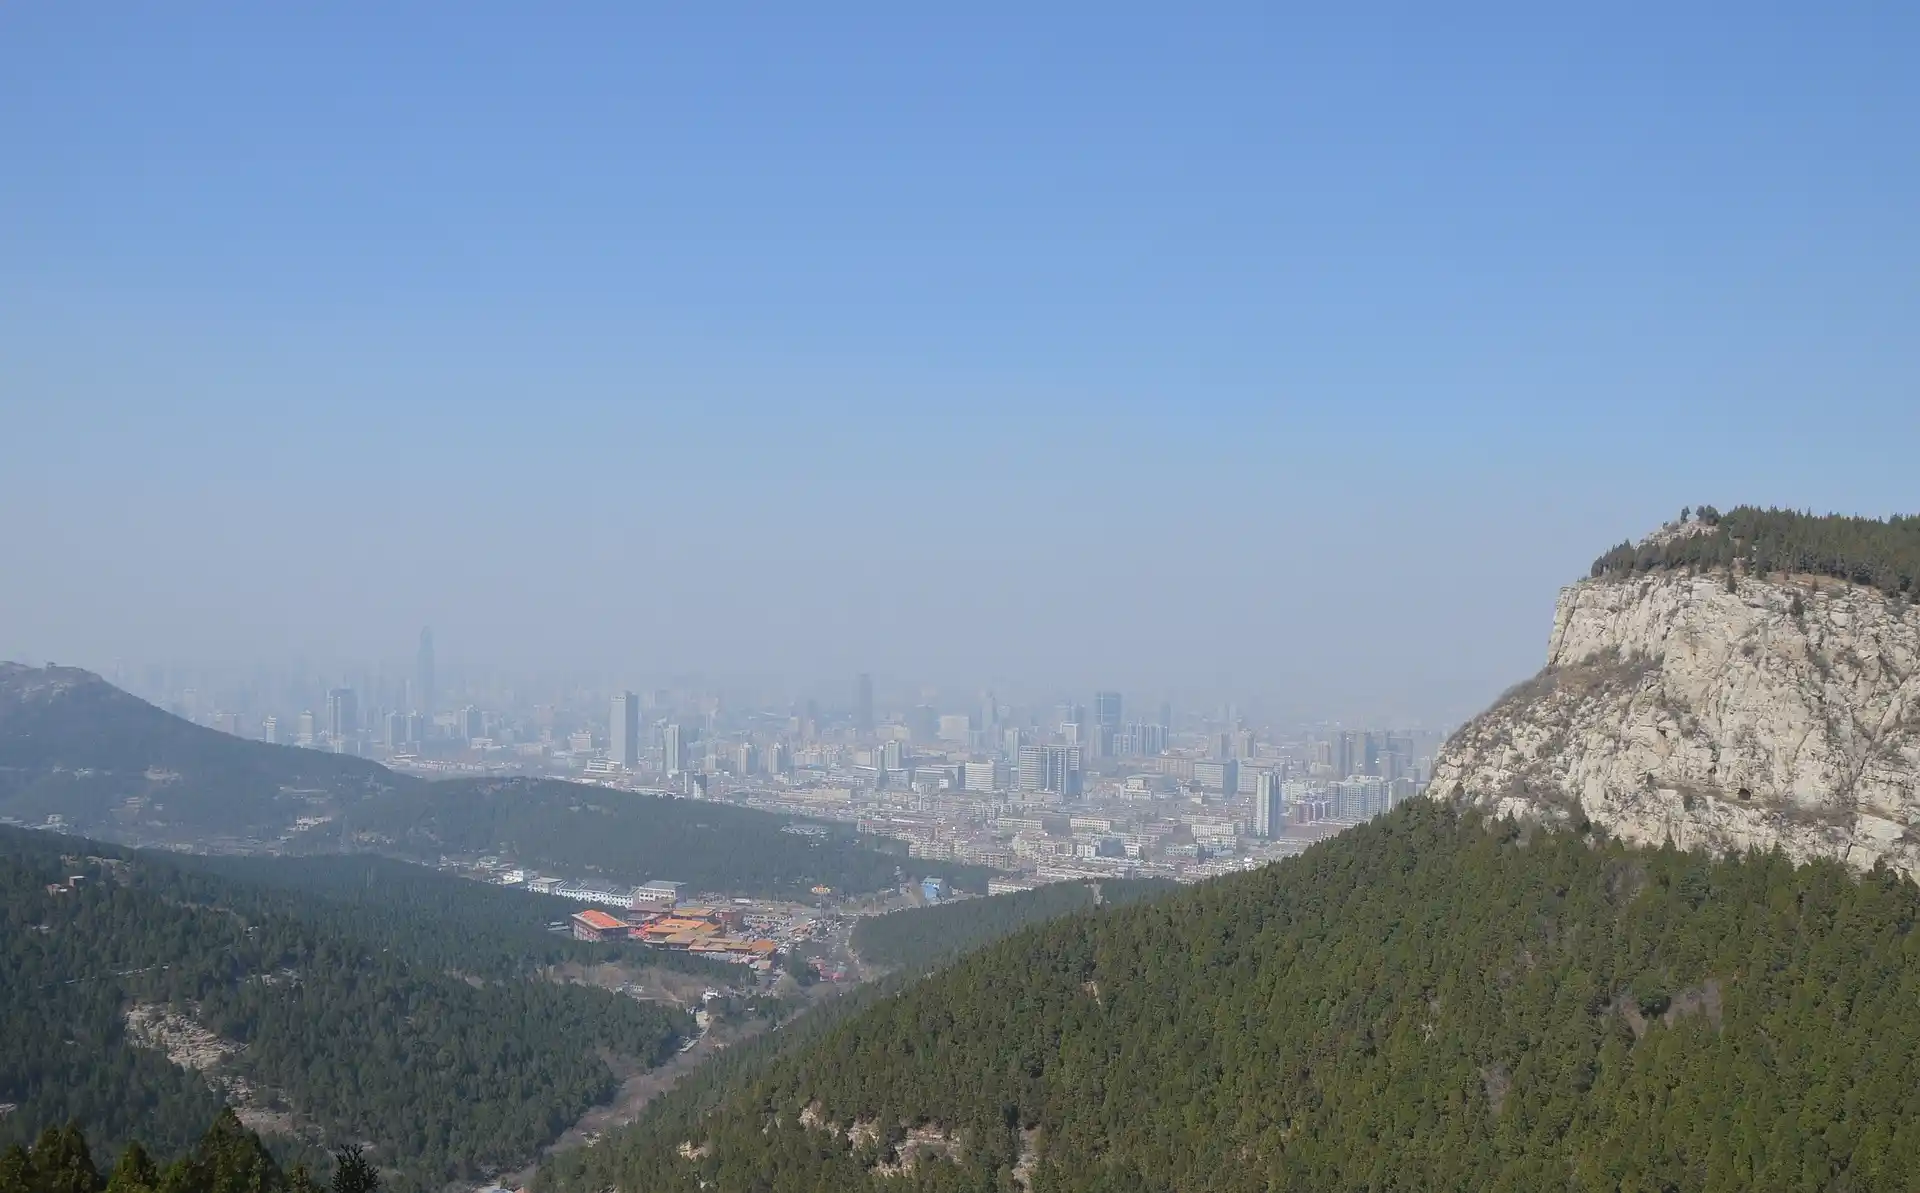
173, 852, 733, 980
0, 827, 689, 1191
851, 879, 1175, 972
541, 802, 1920, 1193
334, 779, 995, 897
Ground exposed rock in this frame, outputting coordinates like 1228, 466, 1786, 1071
1433, 564, 1920, 877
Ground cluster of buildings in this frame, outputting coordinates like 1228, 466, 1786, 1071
567, 904, 780, 969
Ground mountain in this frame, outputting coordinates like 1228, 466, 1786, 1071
0, 664, 401, 843
0, 664, 992, 895
1433, 507, 1920, 879
0, 825, 692, 1191
538, 801, 1920, 1192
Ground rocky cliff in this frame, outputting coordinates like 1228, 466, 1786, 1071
1432, 557, 1920, 877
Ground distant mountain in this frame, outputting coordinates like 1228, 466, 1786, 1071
540, 802, 1920, 1192
1433, 507, 1920, 879
0, 663, 993, 896
0, 663, 402, 842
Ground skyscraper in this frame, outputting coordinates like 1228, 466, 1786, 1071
415, 627, 436, 715
1017, 744, 1083, 797
663, 723, 685, 774
1254, 770, 1284, 839
856, 673, 874, 736
610, 691, 639, 769
1093, 691, 1122, 757
326, 688, 358, 742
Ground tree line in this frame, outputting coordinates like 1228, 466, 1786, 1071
0, 1111, 381, 1193
851, 879, 1176, 972
1591, 505, 1919, 599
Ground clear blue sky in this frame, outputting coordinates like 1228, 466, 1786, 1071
3, 4, 1916, 724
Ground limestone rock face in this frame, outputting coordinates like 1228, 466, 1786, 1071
1431, 570, 1920, 877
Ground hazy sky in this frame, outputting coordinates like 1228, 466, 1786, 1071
3, 5, 1917, 725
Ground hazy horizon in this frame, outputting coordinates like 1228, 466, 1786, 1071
5, 7, 1917, 727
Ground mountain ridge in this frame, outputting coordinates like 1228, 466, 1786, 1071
1433, 509, 1920, 878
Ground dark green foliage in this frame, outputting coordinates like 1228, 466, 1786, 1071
334, 778, 995, 897
851, 879, 1176, 972
323, 1148, 374, 1193
541, 803, 1920, 1193
1591, 506, 1920, 596
173, 852, 734, 981
0, 1114, 284, 1193
0, 827, 689, 1191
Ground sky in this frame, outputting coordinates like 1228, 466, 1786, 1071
2, 4, 1917, 725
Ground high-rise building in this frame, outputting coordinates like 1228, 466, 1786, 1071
415, 627, 436, 714
1017, 744, 1083, 797
881, 739, 903, 772
663, 723, 685, 774
1254, 770, 1284, 839
295, 710, 317, 747
1093, 691, 1122, 757
910, 704, 939, 742
961, 760, 1007, 792
856, 673, 874, 736
734, 741, 758, 776
384, 710, 406, 749
767, 740, 790, 776
610, 691, 640, 769
458, 705, 484, 742
260, 716, 281, 745
326, 688, 358, 742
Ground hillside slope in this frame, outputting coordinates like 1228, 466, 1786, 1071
0, 664, 403, 841
0, 826, 689, 1190
1432, 509, 1920, 878
539, 802, 1920, 1193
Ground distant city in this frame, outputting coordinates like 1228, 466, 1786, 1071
101, 626, 1449, 887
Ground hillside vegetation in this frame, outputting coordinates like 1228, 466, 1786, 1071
542, 802, 1920, 1193
2, 1110, 328, 1193
851, 879, 1175, 972
333, 779, 994, 898
1591, 506, 1920, 597
0, 827, 689, 1191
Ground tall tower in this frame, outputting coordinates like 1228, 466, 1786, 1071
415, 627, 436, 715
610, 692, 639, 769
326, 688, 358, 741
663, 723, 685, 774
1093, 691, 1122, 758
856, 673, 874, 737
1255, 770, 1283, 839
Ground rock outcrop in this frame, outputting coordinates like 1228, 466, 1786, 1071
1432, 561, 1920, 877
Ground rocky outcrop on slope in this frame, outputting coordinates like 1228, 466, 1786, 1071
1432, 568, 1920, 877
